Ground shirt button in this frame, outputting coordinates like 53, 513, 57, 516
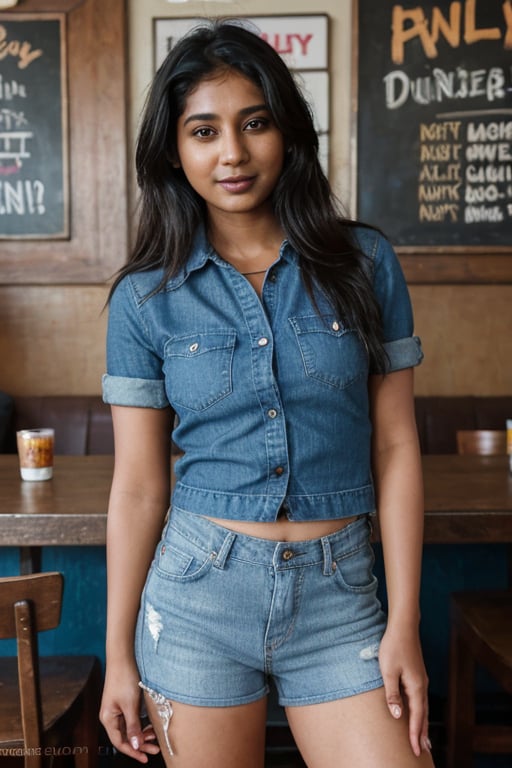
332, 321, 340, 331
274, 466, 285, 476
189, 342, 199, 352
268, 409, 278, 419
258, 337, 269, 347
282, 549, 294, 561
268, 272, 277, 282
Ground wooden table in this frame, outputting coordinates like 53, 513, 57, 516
0, 455, 114, 572
0, 454, 511, 571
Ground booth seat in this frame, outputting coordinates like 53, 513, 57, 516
2, 395, 114, 455
1, 394, 511, 456
414, 395, 512, 454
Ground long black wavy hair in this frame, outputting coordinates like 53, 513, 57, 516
113, 19, 387, 372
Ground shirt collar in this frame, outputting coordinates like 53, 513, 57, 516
165, 223, 299, 289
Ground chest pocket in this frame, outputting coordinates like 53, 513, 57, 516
164, 330, 236, 411
289, 315, 368, 390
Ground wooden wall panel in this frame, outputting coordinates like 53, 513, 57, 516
0, 285, 109, 395
411, 285, 512, 396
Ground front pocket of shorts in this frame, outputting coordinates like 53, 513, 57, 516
164, 330, 236, 411
290, 315, 368, 390
333, 542, 378, 593
154, 536, 215, 582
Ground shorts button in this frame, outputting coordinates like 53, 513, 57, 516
282, 549, 294, 561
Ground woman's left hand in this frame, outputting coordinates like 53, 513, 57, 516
378, 623, 431, 757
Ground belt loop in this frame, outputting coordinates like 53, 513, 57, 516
321, 536, 333, 576
213, 531, 236, 569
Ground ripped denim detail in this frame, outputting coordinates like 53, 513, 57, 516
139, 681, 174, 756
359, 641, 380, 660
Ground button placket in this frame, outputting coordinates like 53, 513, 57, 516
233, 281, 289, 494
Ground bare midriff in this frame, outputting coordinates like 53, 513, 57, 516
204, 514, 363, 542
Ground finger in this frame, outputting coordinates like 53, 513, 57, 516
406, 687, 428, 758
141, 722, 158, 740
419, 698, 432, 754
382, 673, 404, 720
102, 712, 150, 764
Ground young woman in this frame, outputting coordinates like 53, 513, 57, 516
99, 20, 434, 768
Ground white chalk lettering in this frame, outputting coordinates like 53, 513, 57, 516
384, 66, 506, 109
464, 205, 504, 222
465, 184, 504, 203
466, 143, 512, 162
466, 164, 512, 183
467, 121, 512, 142
0, 75, 27, 101
0, 179, 45, 215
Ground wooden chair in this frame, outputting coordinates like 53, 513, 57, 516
0, 572, 102, 768
446, 430, 512, 767
456, 429, 506, 456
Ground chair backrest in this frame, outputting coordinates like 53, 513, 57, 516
456, 429, 507, 456
0, 572, 63, 764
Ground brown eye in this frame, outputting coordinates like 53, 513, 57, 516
193, 127, 215, 138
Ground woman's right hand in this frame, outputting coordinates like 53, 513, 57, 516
100, 662, 161, 764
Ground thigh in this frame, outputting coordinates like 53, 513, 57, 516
286, 688, 435, 768
144, 692, 268, 768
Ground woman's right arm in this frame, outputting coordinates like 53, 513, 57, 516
100, 404, 174, 763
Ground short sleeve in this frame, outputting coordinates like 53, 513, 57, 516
356, 228, 424, 373
102, 275, 169, 408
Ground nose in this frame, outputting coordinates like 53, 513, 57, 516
220, 129, 248, 166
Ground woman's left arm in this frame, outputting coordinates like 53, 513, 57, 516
369, 367, 431, 758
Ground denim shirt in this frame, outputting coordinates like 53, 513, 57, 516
103, 225, 423, 522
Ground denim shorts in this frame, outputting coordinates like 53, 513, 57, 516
135, 507, 387, 708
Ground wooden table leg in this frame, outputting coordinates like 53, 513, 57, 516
19, 546, 42, 574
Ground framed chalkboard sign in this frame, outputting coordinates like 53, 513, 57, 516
352, 0, 512, 283
0, 14, 68, 239
0, 0, 128, 284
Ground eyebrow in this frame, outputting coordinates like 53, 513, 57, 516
183, 103, 269, 127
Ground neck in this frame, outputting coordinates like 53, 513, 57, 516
207, 210, 284, 274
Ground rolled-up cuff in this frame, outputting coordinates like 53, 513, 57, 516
383, 336, 424, 372
102, 374, 169, 408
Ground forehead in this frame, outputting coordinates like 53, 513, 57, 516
182, 69, 266, 114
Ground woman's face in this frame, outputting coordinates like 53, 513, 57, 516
175, 68, 285, 221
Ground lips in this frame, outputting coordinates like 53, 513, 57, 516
217, 176, 255, 193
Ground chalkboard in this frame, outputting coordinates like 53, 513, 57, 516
353, 0, 512, 253
0, 14, 68, 239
